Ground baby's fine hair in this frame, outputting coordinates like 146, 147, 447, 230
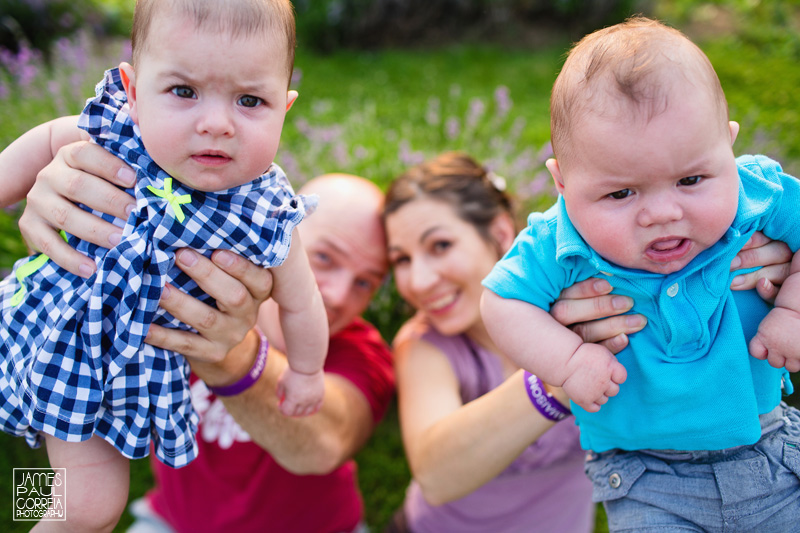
550, 16, 728, 161
131, 0, 296, 86
383, 151, 516, 247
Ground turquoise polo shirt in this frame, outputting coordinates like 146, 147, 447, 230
483, 155, 800, 452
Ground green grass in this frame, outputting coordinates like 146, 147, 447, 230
0, 3, 799, 531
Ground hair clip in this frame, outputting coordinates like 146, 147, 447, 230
486, 170, 507, 192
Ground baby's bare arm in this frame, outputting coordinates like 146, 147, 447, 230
481, 289, 582, 384
269, 231, 328, 376
750, 250, 800, 372
0, 116, 86, 207
480, 289, 627, 411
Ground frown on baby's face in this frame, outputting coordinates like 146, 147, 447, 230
123, 11, 296, 192
550, 89, 740, 274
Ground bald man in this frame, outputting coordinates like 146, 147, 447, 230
4, 136, 395, 533
132, 174, 395, 533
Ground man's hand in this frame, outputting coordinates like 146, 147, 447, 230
146, 249, 274, 369
20, 141, 136, 277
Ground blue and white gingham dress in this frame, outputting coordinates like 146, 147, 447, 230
0, 68, 316, 467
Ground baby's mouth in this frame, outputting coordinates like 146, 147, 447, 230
650, 239, 683, 252
192, 152, 232, 166
645, 238, 692, 263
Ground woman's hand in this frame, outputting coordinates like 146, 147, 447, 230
730, 231, 792, 303
145, 249, 274, 367
19, 141, 136, 277
550, 278, 646, 354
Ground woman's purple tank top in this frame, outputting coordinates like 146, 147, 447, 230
403, 326, 594, 533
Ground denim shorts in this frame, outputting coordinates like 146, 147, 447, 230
585, 402, 800, 532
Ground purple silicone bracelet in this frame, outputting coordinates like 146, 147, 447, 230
208, 328, 269, 397
523, 371, 571, 422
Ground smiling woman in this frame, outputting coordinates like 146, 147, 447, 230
381, 152, 598, 533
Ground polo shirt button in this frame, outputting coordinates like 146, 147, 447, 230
609, 473, 622, 488
667, 283, 679, 297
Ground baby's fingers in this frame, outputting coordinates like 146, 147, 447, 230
584, 396, 608, 413
749, 335, 768, 360
299, 402, 321, 418
784, 359, 800, 373
605, 382, 620, 398
611, 360, 627, 385
278, 398, 297, 417
767, 353, 788, 371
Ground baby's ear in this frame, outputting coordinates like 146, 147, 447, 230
728, 121, 740, 147
546, 158, 566, 195
119, 62, 139, 125
286, 90, 298, 112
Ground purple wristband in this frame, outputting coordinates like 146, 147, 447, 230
208, 328, 269, 397
523, 371, 571, 422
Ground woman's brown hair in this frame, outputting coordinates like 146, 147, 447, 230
383, 151, 516, 247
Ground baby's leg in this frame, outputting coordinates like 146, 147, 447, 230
32, 434, 129, 533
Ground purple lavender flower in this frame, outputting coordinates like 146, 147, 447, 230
18, 63, 38, 87
466, 97, 486, 130
445, 117, 460, 140
524, 170, 556, 198
511, 148, 536, 177
294, 117, 311, 136
54, 38, 73, 65
537, 141, 553, 163
398, 140, 425, 167
119, 41, 133, 64
291, 68, 303, 87
276, 151, 303, 184
74, 33, 90, 72
333, 142, 349, 166
494, 86, 511, 117
510, 117, 526, 141
70, 72, 85, 104
47, 79, 60, 96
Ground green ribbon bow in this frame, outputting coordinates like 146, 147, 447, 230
11, 230, 69, 306
147, 178, 192, 223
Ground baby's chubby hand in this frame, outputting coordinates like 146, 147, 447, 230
750, 307, 800, 372
749, 271, 800, 373
276, 368, 325, 417
562, 343, 627, 412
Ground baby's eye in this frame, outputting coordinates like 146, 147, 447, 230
608, 189, 631, 200
171, 86, 195, 99
679, 176, 701, 186
238, 95, 263, 108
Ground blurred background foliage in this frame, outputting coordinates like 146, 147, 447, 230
0, 1, 798, 531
